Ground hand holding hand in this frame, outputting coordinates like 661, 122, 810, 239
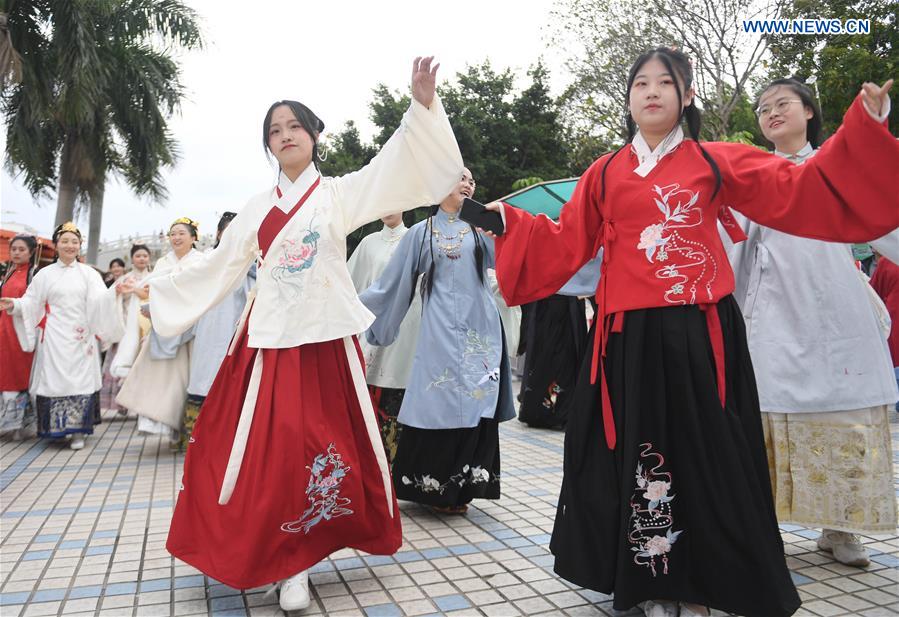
411, 56, 439, 109
861, 79, 893, 119
0, 298, 13, 312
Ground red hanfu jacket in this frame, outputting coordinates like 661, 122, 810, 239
495, 96, 899, 449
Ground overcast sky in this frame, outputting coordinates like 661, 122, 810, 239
0, 0, 571, 242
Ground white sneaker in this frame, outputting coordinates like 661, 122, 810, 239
69, 435, 85, 450
640, 600, 678, 617
817, 529, 870, 567
279, 570, 310, 611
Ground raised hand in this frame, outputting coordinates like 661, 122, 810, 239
411, 56, 439, 109
861, 79, 893, 118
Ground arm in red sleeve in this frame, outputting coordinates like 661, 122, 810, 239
494, 155, 607, 306
706, 96, 899, 243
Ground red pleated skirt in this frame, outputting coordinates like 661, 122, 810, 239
166, 325, 402, 589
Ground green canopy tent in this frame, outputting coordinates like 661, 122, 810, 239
500, 177, 580, 220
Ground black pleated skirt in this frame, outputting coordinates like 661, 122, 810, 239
392, 418, 501, 508
550, 296, 800, 616
518, 295, 588, 429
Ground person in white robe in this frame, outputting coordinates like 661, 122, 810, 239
724, 78, 899, 567
106, 243, 152, 415
0, 223, 125, 450
115, 218, 204, 445
180, 212, 254, 450
347, 213, 422, 463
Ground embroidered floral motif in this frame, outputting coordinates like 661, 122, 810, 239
427, 330, 500, 400
400, 464, 497, 494
636, 184, 717, 305
281, 443, 353, 534
271, 213, 321, 298
628, 443, 683, 576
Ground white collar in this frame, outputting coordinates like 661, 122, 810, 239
275, 164, 321, 213
631, 125, 685, 177
774, 141, 815, 163
380, 223, 407, 242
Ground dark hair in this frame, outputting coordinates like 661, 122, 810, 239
52, 223, 82, 244
109, 258, 126, 269
3, 235, 38, 287
262, 100, 325, 170
130, 243, 151, 258
756, 77, 823, 149
170, 221, 198, 239
410, 204, 486, 304
214, 212, 237, 249
10, 234, 37, 255
601, 47, 722, 203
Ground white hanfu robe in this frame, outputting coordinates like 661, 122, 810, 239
116, 249, 203, 438
9, 261, 123, 437
725, 142, 899, 533
347, 223, 421, 389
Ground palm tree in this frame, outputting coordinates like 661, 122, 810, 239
3, 0, 202, 263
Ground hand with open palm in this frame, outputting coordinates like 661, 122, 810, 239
411, 56, 440, 109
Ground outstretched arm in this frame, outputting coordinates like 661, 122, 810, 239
490, 157, 607, 306
708, 84, 899, 243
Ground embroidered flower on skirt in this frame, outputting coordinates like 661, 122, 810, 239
400, 464, 498, 495
281, 443, 354, 534
627, 442, 683, 576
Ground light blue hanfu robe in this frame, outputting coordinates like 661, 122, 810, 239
359, 208, 516, 430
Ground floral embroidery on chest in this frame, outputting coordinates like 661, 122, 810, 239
270, 211, 322, 297
636, 183, 717, 305
627, 443, 683, 576
281, 443, 353, 534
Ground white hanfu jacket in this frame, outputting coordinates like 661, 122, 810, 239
9, 261, 124, 398
724, 142, 899, 413
149, 97, 462, 346
147, 97, 462, 507
348, 224, 422, 389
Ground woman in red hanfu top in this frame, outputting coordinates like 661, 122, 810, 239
485, 48, 898, 617
0, 235, 39, 438
130, 57, 463, 612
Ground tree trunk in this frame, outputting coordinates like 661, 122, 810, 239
55, 137, 78, 228
86, 180, 104, 265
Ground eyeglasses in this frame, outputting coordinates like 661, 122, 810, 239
755, 99, 803, 118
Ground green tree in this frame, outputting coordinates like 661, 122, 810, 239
764, 0, 898, 135
3, 0, 203, 262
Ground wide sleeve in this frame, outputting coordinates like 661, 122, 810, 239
148, 208, 257, 338
494, 157, 607, 306
84, 265, 125, 349
870, 228, 899, 264
330, 96, 463, 234
706, 96, 899, 243
358, 225, 425, 347
8, 269, 50, 352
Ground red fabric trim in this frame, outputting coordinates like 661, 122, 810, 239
701, 303, 727, 409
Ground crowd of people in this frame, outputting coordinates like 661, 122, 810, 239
1, 50, 897, 617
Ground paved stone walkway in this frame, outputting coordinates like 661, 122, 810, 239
1, 400, 897, 616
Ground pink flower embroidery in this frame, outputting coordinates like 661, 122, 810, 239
644, 480, 671, 502
644, 535, 672, 556
637, 223, 665, 250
